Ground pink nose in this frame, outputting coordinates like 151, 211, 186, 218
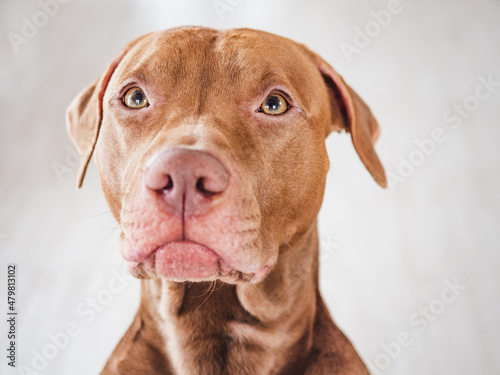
144, 149, 229, 216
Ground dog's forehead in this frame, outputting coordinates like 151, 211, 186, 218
113, 28, 317, 92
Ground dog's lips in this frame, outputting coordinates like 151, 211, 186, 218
127, 240, 270, 283
154, 240, 220, 280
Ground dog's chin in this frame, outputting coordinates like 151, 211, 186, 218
126, 241, 271, 284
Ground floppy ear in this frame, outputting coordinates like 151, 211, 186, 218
66, 35, 149, 188
66, 52, 124, 188
306, 51, 387, 188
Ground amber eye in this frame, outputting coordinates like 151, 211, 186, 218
259, 93, 288, 115
124, 87, 148, 109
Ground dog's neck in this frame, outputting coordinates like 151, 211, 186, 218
139, 223, 319, 375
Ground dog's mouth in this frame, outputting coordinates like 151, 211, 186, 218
126, 240, 270, 284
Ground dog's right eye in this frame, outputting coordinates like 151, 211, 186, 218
258, 93, 289, 115
123, 87, 149, 109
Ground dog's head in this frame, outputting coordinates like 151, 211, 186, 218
67, 27, 386, 284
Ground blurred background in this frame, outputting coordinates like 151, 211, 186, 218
1, 0, 499, 374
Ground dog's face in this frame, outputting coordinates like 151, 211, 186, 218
67, 27, 386, 284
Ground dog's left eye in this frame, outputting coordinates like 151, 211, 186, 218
123, 87, 149, 109
259, 94, 289, 115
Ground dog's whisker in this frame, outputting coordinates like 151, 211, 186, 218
95, 223, 121, 258
83, 211, 114, 218
192, 282, 214, 298
195, 281, 217, 309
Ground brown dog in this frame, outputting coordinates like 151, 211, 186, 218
67, 27, 386, 375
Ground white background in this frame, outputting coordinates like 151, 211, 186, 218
1, 0, 499, 374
